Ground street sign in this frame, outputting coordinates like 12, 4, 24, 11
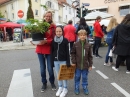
17, 10, 24, 18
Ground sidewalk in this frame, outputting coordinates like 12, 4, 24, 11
0, 38, 36, 50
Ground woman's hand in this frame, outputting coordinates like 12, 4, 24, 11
30, 41, 35, 46
37, 40, 47, 45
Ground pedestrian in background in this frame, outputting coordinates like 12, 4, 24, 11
64, 20, 76, 50
112, 14, 130, 74
51, 26, 70, 97
71, 30, 93, 95
93, 16, 104, 58
34, 11, 56, 92
76, 17, 91, 37
104, 18, 118, 66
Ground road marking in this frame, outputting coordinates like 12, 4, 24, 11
96, 70, 109, 79
92, 66, 95, 69
6, 69, 34, 97
111, 83, 130, 97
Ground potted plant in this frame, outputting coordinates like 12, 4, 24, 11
25, 19, 50, 41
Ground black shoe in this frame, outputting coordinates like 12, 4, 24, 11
41, 83, 47, 92
95, 55, 102, 58
51, 84, 56, 91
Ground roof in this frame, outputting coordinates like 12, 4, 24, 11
57, 0, 64, 6
0, 0, 11, 5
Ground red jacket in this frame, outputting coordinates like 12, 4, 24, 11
94, 21, 104, 38
64, 24, 76, 42
35, 24, 56, 54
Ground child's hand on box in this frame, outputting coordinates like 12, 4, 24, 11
89, 67, 92, 71
71, 64, 76, 67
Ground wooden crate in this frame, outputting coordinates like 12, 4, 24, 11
58, 65, 76, 80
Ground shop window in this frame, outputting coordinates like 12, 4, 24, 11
11, 3, 14, 10
59, 16, 62, 22
119, 5, 130, 16
12, 13, 14, 19
99, 8, 108, 13
69, 7, 71, 14
35, 10, 38, 16
46, 1, 54, 9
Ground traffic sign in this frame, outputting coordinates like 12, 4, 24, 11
17, 10, 24, 18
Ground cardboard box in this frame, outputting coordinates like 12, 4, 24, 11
58, 65, 76, 80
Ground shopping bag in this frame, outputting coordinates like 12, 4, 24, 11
109, 49, 113, 57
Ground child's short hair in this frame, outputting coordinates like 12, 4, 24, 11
78, 30, 87, 35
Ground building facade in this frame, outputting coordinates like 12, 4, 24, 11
0, 0, 59, 24
0, 0, 77, 25
80, 0, 130, 23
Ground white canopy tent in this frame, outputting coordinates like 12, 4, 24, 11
86, 19, 110, 26
85, 10, 114, 21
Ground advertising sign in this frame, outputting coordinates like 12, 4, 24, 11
13, 28, 21, 43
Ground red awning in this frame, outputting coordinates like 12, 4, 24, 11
0, 22, 24, 28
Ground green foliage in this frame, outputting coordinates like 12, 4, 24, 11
40, 4, 48, 11
7, 19, 11, 22
0, 12, 4, 18
25, 19, 50, 34
27, 0, 34, 19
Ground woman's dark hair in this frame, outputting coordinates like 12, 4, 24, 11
56, 25, 64, 34
80, 17, 86, 26
121, 14, 130, 25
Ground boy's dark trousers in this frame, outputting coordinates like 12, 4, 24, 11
74, 68, 89, 89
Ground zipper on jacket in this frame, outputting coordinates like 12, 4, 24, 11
57, 43, 59, 61
81, 42, 84, 70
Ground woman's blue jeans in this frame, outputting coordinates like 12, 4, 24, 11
37, 54, 55, 84
105, 44, 113, 63
54, 61, 67, 88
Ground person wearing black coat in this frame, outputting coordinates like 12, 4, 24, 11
112, 14, 130, 74
51, 26, 71, 97
76, 18, 90, 36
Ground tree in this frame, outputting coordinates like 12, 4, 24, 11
27, 0, 34, 19
0, 12, 4, 18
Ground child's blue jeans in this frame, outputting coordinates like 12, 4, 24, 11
75, 68, 89, 89
54, 61, 67, 88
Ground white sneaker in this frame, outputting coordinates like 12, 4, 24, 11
112, 66, 119, 71
104, 63, 111, 66
60, 88, 68, 97
56, 87, 63, 96
126, 70, 130, 74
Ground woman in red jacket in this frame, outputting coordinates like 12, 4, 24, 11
35, 11, 56, 92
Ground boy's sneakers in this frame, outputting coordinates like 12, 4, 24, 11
60, 88, 68, 97
41, 83, 47, 92
75, 88, 80, 95
104, 63, 111, 66
83, 88, 89, 95
51, 84, 56, 91
126, 70, 130, 74
56, 87, 63, 96
112, 66, 119, 71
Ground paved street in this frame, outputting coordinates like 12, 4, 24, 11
0, 47, 130, 97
